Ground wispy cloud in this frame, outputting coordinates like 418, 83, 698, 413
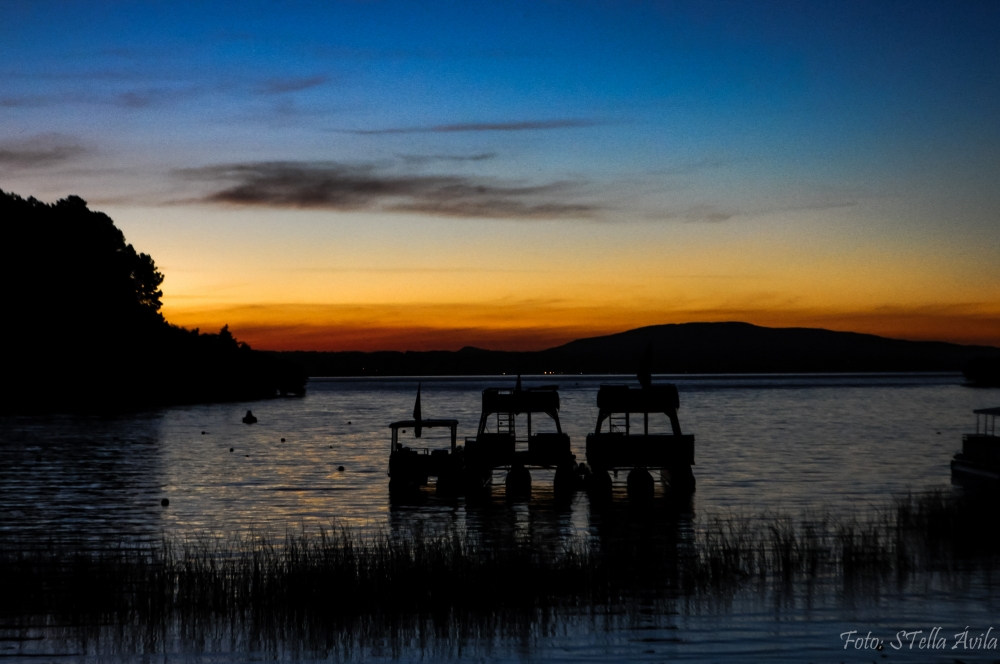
1, 85, 210, 109
351, 119, 599, 135
398, 152, 496, 165
114, 85, 211, 108
178, 161, 597, 219
642, 204, 735, 223
779, 199, 857, 212
0, 134, 88, 169
657, 158, 726, 176
257, 75, 328, 94
0, 94, 70, 108
677, 204, 734, 223
292, 266, 545, 273
642, 198, 857, 224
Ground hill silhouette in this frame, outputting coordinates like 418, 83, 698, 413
548, 322, 1000, 373
282, 322, 1000, 377
1, 189, 305, 413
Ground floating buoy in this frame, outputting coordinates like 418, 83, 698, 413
160, 498, 169, 507
338, 465, 345, 471
242, 410, 257, 424
280, 438, 286, 442
201, 431, 206, 435
348, 421, 352, 425
230, 448, 234, 452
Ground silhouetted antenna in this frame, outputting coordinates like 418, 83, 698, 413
637, 342, 653, 389
413, 382, 422, 438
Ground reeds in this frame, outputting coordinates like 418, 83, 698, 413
2, 490, 998, 625
2, 527, 595, 621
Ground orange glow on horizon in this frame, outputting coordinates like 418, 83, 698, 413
161, 301, 1000, 352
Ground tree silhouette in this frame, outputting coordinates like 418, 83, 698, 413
1, 189, 304, 412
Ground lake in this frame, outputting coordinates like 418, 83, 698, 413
2, 373, 999, 662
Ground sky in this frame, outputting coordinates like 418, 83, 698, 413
2, 0, 999, 351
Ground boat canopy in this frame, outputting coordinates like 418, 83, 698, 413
481, 387, 560, 417
390, 418, 459, 453
973, 407, 1000, 416
596, 384, 679, 414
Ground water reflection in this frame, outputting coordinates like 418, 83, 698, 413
4, 374, 1000, 662
0, 413, 167, 544
0, 373, 979, 545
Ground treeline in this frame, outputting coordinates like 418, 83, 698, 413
0, 189, 304, 412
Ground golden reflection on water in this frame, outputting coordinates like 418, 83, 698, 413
2, 373, 1000, 663
0, 373, 976, 544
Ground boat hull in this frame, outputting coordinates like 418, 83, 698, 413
951, 454, 1000, 484
586, 433, 694, 470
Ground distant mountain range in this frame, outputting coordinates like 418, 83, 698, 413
276, 322, 1000, 377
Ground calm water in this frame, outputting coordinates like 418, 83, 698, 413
2, 373, 999, 662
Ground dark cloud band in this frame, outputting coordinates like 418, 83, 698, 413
0, 134, 88, 169
351, 119, 599, 135
180, 161, 597, 219
258, 76, 328, 94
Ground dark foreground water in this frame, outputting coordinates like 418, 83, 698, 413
2, 373, 999, 662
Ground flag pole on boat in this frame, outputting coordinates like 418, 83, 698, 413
413, 382, 422, 438
638, 342, 653, 390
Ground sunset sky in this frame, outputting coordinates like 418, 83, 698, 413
2, 1, 998, 350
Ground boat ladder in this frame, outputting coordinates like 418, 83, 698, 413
496, 411, 514, 435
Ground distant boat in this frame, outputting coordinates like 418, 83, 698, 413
952, 407, 1000, 483
242, 410, 258, 424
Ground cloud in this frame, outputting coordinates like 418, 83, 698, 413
390, 199, 595, 219
642, 204, 735, 223
292, 266, 546, 273
0, 134, 88, 169
780, 199, 857, 212
1, 85, 213, 109
678, 204, 734, 223
114, 86, 208, 108
351, 119, 599, 134
0, 93, 73, 108
257, 76, 329, 94
641, 198, 857, 224
657, 158, 726, 176
398, 152, 496, 165
178, 161, 597, 219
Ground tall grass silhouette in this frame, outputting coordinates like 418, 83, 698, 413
3, 490, 998, 630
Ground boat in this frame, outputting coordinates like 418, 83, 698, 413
387, 384, 461, 494
464, 377, 576, 495
951, 407, 1000, 484
585, 381, 695, 499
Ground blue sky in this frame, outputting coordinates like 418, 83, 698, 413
2, 1, 999, 349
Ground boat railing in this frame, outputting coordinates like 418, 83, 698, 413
397, 446, 433, 455
973, 407, 999, 436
